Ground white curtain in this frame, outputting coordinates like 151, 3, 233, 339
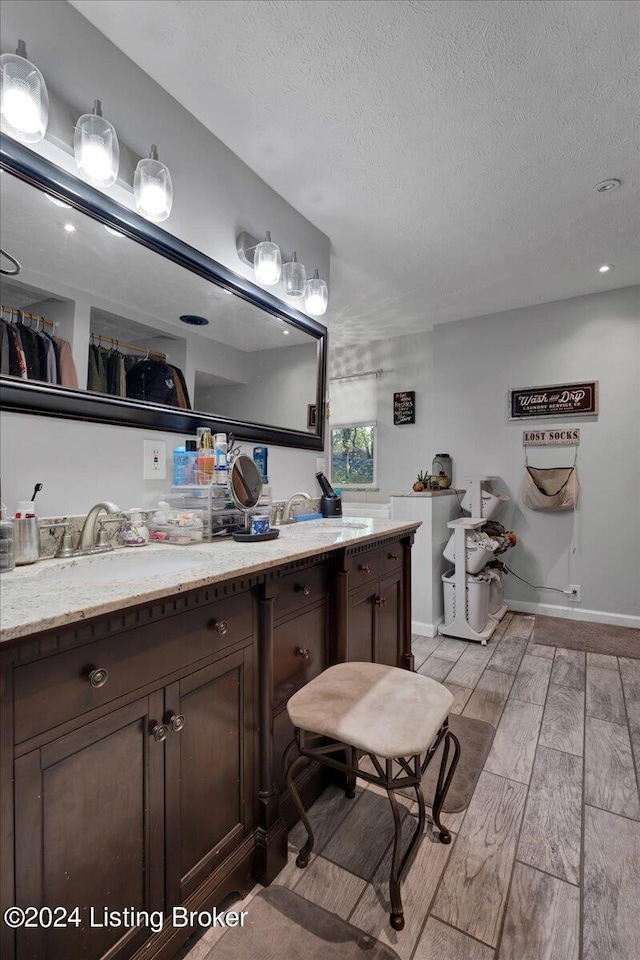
329, 374, 378, 426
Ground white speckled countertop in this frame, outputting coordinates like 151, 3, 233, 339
0, 518, 419, 643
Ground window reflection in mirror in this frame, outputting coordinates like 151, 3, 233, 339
0, 168, 320, 434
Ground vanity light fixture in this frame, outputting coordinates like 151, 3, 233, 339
253, 231, 282, 286
598, 263, 613, 273
74, 99, 120, 188
305, 269, 329, 316
0, 40, 49, 143
282, 251, 307, 300
134, 144, 173, 222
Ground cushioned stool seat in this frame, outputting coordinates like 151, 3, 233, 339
284, 661, 461, 932
288, 661, 454, 758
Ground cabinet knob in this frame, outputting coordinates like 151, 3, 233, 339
375, 596, 388, 606
152, 723, 169, 742
296, 583, 311, 596
169, 714, 185, 733
208, 618, 229, 636
358, 564, 371, 574
88, 667, 109, 688
295, 647, 310, 660
388, 552, 399, 560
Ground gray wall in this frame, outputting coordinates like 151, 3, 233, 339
0, 0, 330, 511
330, 286, 640, 624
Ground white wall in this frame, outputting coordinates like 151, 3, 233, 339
0, 0, 329, 509
331, 287, 640, 625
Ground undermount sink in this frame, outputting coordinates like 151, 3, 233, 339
281, 520, 370, 536
32, 549, 213, 584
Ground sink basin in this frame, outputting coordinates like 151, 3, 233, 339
281, 520, 371, 538
32, 549, 213, 584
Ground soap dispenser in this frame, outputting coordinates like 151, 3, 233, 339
122, 508, 149, 547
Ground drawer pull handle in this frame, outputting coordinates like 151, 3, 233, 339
153, 724, 169, 743
388, 552, 399, 560
375, 596, 388, 606
209, 618, 229, 636
359, 564, 371, 574
295, 647, 310, 660
88, 667, 109, 688
296, 584, 312, 596
169, 714, 185, 733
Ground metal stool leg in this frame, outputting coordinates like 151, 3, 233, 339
387, 787, 406, 930
283, 738, 315, 868
431, 728, 461, 844
345, 746, 357, 799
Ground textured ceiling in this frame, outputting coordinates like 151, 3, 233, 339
70, 0, 640, 345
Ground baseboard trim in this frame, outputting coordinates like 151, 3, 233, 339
506, 599, 640, 630
412, 617, 443, 638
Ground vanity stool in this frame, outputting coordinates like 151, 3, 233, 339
283, 661, 460, 931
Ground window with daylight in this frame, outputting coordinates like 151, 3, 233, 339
330, 424, 376, 486
328, 372, 379, 486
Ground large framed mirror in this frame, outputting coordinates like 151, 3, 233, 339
0, 138, 326, 450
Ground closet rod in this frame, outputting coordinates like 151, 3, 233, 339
1, 305, 56, 328
329, 368, 384, 383
90, 332, 166, 361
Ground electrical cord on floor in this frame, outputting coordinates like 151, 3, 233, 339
503, 564, 569, 595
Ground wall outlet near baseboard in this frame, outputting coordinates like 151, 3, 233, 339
567, 584, 581, 602
143, 439, 167, 480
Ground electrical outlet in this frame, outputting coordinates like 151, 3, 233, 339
143, 439, 167, 480
568, 584, 581, 602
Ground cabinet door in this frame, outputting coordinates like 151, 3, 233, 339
165, 645, 255, 904
14, 693, 165, 960
347, 584, 377, 662
376, 571, 403, 667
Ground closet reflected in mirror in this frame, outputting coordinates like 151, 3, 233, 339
0, 163, 322, 439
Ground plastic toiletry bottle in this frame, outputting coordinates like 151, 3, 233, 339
253, 446, 268, 483
14, 501, 40, 565
185, 440, 198, 484
214, 434, 228, 484
173, 445, 188, 486
122, 508, 149, 547
0, 502, 15, 573
197, 429, 215, 483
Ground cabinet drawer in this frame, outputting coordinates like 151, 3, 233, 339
274, 564, 327, 620
14, 591, 254, 744
349, 543, 403, 589
273, 603, 326, 708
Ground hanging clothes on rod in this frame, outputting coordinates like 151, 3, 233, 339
0, 305, 78, 388
88, 333, 191, 409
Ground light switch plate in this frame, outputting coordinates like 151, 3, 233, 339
143, 439, 167, 480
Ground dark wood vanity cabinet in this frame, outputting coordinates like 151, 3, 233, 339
0, 529, 415, 960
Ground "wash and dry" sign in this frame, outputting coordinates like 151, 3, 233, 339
509, 381, 598, 420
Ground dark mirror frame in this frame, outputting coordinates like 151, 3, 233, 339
0, 137, 327, 450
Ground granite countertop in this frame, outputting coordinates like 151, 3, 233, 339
0, 518, 419, 643
388, 489, 462, 498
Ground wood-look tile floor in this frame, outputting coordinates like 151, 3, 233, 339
185, 613, 640, 960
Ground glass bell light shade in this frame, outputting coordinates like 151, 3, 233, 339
282, 252, 307, 300
134, 145, 173, 222
254, 231, 281, 286
0, 40, 49, 143
305, 269, 329, 316
74, 100, 119, 187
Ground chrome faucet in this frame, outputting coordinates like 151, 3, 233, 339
78, 502, 121, 553
281, 492, 313, 524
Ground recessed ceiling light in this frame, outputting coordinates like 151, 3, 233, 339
179, 314, 209, 326
595, 179, 621, 193
598, 263, 613, 273
283, 329, 291, 335
63, 223, 76, 233
47, 194, 71, 208
104, 225, 124, 237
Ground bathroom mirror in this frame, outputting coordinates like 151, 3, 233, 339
230, 455, 263, 510
0, 138, 326, 450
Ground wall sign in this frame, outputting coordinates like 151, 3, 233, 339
523, 428, 580, 446
509, 381, 598, 420
393, 391, 415, 425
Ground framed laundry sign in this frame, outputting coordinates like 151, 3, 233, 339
393, 391, 415, 425
509, 381, 598, 420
